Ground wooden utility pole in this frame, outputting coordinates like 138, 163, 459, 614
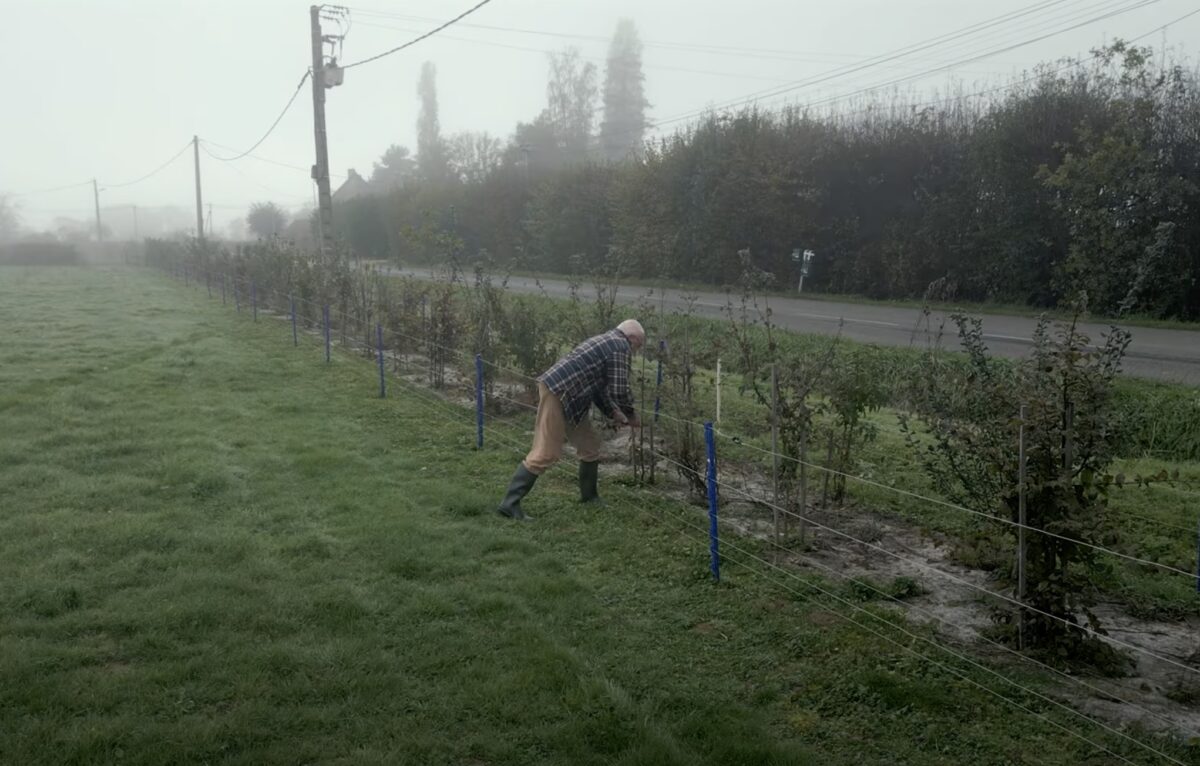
310, 5, 334, 254
92, 179, 102, 242
193, 136, 205, 242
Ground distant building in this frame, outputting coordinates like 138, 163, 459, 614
332, 169, 372, 203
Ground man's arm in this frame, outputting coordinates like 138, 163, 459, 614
603, 344, 637, 424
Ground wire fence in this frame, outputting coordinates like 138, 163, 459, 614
158, 261, 1200, 763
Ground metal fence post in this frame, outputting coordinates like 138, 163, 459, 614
377, 324, 386, 398
654, 339, 665, 422
221, 273, 226, 305
771, 364, 781, 556
1018, 404, 1028, 650
1195, 517, 1200, 595
706, 421, 720, 583
290, 294, 298, 346
206, 271, 211, 298
715, 357, 722, 424
323, 305, 331, 364
475, 353, 485, 449
650, 339, 665, 484
251, 281, 258, 321
234, 281, 240, 313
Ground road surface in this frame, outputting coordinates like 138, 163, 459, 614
388, 268, 1200, 385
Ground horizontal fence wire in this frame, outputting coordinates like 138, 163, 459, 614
176, 263, 1200, 580
158, 263, 1197, 762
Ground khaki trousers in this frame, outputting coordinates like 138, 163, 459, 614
523, 382, 601, 474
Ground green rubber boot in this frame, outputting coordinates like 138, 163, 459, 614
579, 460, 602, 505
496, 464, 538, 521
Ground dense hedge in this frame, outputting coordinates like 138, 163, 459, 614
333, 44, 1200, 319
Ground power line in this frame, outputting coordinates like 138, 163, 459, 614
653, 0, 1080, 120
646, 0, 1163, 134
735, 0, 1168, 121
350, 18, 1014, 84
200, 143, 311, 200
100, 140, 193, 190
8, 180, 94, 197
347, 7, 1034, 69
202, 70, 312, 161
808, 5, 1200, 122
342, 0, 498, 69
200, 139, 345, 181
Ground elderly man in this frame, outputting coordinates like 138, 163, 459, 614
496, 319, 646, 521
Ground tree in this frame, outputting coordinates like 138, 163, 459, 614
0, 195, 20, 243
906, 312, 1132, 664
505, 112, 564, 178
599, 19, 650, 161
417, 62, 448, 183
283, 208, 317, 249
448, 132, 502, 184
246, 202, 288, 239
546, 47, 598, 163
371, 144, 417, 190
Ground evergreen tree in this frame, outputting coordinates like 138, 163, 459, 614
417, 61, 449, 182
599, 19, 649, 161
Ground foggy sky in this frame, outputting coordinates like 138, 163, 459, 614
4, 0, 1197, 234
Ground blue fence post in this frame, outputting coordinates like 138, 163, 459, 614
475, 353, 485, 449
221, 274, 226, 305
323, 305, 331, 364
654, 339, 665, 422
290, 294, 298, 346
705, 421, 720, 583
251, 281, 258, 322
377, 324, 386, 398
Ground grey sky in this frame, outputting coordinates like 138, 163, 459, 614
4, 0, 1197, 235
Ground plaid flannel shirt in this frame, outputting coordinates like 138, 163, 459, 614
539, 329, 636, 425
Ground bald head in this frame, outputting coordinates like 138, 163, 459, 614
617, 319, 645, 351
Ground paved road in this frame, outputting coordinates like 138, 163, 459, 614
389, 268, 1200, 385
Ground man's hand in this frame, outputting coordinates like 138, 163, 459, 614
613, 409, 640, 429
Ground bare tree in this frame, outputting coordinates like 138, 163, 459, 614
546, 48, 597, 163
448, 132, 502, 184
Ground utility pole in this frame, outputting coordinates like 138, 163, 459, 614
310, 5, 334, 254
92, 179, 103, 242
193, 135, 205, 242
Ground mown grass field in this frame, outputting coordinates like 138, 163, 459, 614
1, 266, 1194, 765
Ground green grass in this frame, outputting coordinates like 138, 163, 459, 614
1, 266, 1196, 765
